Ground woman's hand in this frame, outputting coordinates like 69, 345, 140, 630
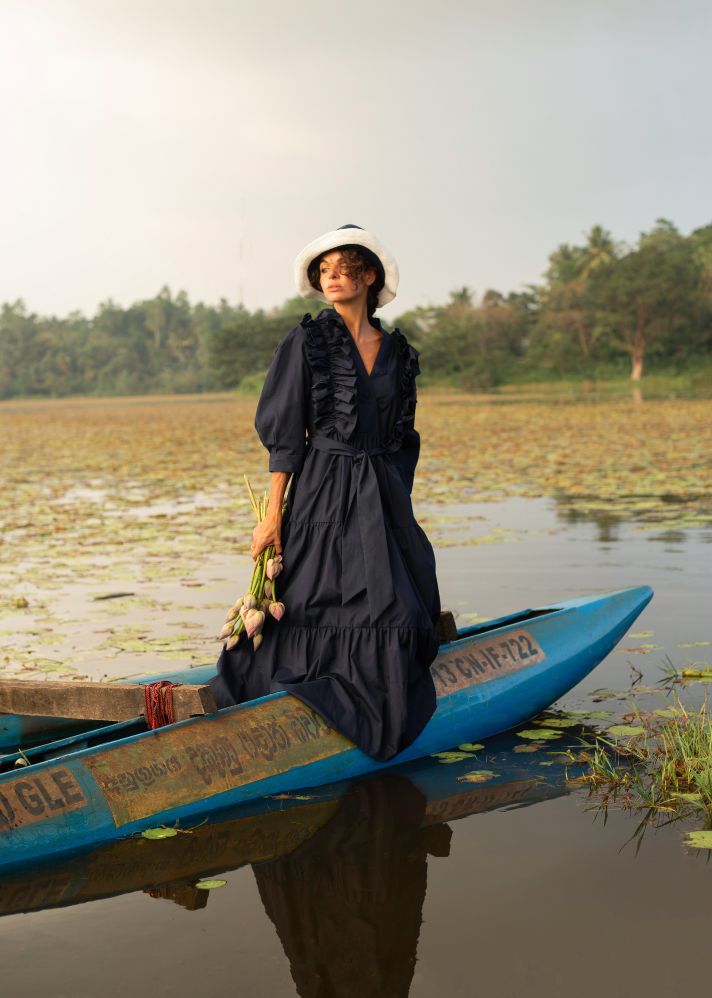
251, 512, 282, 561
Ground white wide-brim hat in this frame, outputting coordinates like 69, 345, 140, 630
294, 224, 399, 307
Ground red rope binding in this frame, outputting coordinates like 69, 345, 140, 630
143, 680, 176, 730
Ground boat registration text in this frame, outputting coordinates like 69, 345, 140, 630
431, 628, 546, 696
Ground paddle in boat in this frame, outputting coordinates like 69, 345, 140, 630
0, 585, 652, 871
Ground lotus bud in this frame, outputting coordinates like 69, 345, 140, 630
266, 559, 283, 580
234, 597, 244, 610
225, 606, 239, 622
225, 632, 240, 651
240, 604, 249, 622
219, 621, 235, 640
253, 633, 263, 651
243, 592, 257, 610
268, 601, 285, 621
245, 609, 265, 639
264, 579, 272, 598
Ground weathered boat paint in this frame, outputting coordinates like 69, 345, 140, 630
0, 746, 571, 918
0, 586, 652, 870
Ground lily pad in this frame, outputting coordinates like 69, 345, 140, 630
458, 742, 485, 752
457, 770, 498, 784
432, 750, 473, 763
195, 879, 227, 890
533, 718, 579, 729
516, 729, 562, 741
565, 710, 614, 720
607, 724, 646, 737
513, 744, 540, 753
141, 827, 178, 840
678, 641, 711, 648
685, 831, 712, 850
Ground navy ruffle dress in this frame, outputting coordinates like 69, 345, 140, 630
210, 307, 441, 761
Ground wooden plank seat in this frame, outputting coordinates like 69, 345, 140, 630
0, 680, 217, 723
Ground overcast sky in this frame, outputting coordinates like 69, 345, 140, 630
1, 0, 710, 321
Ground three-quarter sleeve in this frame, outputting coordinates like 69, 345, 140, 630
254, 326, 310, 474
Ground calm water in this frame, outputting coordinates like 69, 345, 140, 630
1, 497, 711, 998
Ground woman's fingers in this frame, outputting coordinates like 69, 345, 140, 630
250, 522, 282, 560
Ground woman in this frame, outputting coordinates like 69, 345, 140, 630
210, 224, 441, 761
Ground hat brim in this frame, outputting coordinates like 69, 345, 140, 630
294, 228, 399, 307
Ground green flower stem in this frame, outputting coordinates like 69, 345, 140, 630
256, 547, 270, 599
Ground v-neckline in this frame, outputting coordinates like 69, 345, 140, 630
349, 329, 388, 379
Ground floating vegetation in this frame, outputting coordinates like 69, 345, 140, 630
685, 831, 712, 850
0, 394, 710, 681
141, 827, 179, 840
432, 750, 476, 764
457, 770, 498, 784
516, 728, 562, 741
566, 710, 615, 720
533, 717, 580, 729
568, 698, 712, 845
660, 656, 712, 685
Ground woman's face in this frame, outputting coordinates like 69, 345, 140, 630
317, 251, 376, 306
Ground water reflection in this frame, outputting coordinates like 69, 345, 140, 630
552, 500, 712, 544
0, 748, 573, 995
254, 775, 437, 998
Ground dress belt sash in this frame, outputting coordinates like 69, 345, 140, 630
308, 433, 399, 624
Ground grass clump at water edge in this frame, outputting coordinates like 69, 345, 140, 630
567, 698, 712, 846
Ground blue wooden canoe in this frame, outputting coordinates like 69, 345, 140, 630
0, 585, 652, 870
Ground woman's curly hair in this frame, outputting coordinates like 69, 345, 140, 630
308, 245, 385, 318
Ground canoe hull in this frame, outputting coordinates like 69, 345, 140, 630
0, 585, 652, 870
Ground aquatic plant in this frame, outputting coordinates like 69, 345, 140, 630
569, 697, 712, 840
219, 476, 288, 652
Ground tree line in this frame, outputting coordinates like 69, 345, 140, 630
1, 217, 710, 400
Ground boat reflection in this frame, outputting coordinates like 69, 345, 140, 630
0, 743, 575, 995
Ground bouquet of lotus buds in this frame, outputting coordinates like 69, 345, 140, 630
218, 476, 287, 652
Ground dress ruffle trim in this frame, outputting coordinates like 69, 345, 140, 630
301, 311, 420, 446
302, 311, 358, 442
389, 329, 420, 448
